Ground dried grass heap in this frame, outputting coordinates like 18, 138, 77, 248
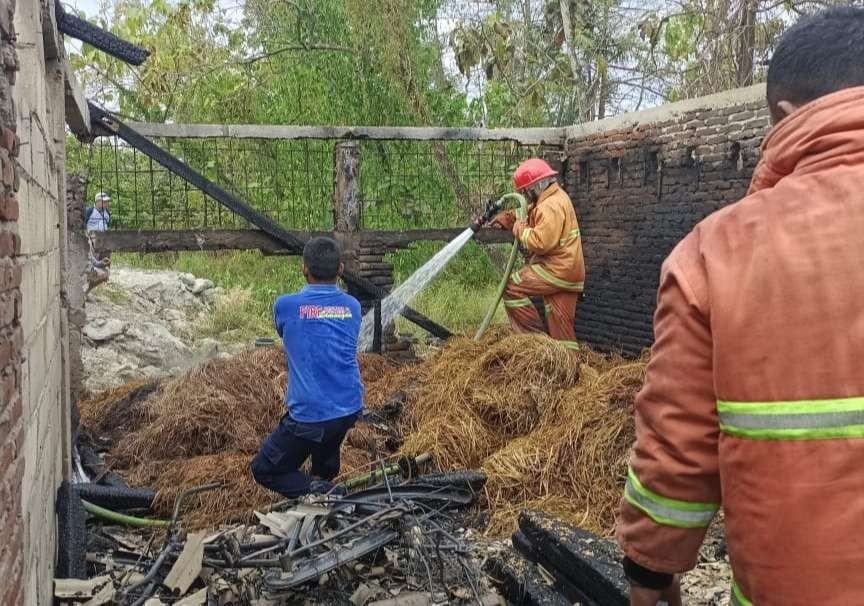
81, 331, 647, 535
79, 347, 395, 528
375, 329, 647, 535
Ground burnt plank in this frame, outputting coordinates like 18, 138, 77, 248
518, 510, 629, 606
484, 550, 573, 606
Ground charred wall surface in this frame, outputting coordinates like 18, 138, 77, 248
564, 85, 771, 354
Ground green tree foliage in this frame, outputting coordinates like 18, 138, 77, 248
66, 0, 853, 234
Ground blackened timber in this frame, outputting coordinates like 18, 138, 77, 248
92, 228, 512, 254
91, 229, 322, 254
56, 2, 150, 65
362, 228, 513, 249
483, 550, 572, 606
517, 510, 629, 606
127, 122, 566, 145
372, 301, 382, 354
88, 105, 452, 341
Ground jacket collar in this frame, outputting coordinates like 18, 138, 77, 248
535, 182, 561, 207
749, 86, 864, 194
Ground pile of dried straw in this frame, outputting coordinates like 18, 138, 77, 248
81, 331, 647, 535
375, 329, 647, 535
79, 347, 395, 528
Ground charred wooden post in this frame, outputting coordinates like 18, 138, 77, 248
372, 300, 382, 354
333, 142, 362, 233
332, 143, 405, 356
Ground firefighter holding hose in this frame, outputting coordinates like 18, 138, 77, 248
490, 159, 585, 350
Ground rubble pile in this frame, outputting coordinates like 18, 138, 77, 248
56, 475, 509, 606
74, 331, 733, 604
82, 267, 237, 394
80, 331, 643, 533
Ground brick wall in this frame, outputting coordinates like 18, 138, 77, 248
564, 85, 771, 354
0, 0, 23, 598
8, 0, 70, 602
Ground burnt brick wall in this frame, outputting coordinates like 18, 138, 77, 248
565, 85, 770, 354
0, 0, 23, 599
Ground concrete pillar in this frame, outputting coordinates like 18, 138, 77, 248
64, 174, 88, 404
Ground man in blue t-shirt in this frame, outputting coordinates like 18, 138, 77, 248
251, 237, 364, 497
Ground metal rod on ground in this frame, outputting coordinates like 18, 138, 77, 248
340, 452, 432, 489
170, 482, 224, 533
122, 541, 177, 603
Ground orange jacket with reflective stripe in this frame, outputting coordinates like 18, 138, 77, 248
617, 86, 864, 605
512, 183, 585, 289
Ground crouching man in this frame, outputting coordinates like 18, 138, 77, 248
251, 237, 364, 497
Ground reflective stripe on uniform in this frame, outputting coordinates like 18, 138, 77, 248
531, 264, 584, 291
623, 467, 718, 529
510, 272, 522, 285
731, 580, 753, 606
503, 297, 533, 309
718, 397, 864, 440
559, 228, 581, 246
520, 227, 533, 247
559, 340, 580, 350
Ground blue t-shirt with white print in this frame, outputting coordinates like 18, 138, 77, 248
273, 284, 364, 422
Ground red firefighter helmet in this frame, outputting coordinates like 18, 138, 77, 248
512, 158, 558, 191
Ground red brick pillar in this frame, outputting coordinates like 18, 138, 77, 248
0, 0, 23, 595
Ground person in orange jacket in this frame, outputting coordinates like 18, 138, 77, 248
491, 159, 585, 350
617, 7, 864, 605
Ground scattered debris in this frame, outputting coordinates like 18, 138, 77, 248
54, 576, 112, 599
74, 330, 732, 603
80, 331, 641, 534
57, 475, 507, 606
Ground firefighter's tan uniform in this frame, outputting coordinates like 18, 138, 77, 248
502, 183, 585, 349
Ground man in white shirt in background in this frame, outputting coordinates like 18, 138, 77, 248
84, 192, 112, 291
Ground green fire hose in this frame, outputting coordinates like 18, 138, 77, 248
474, 193, 528, 342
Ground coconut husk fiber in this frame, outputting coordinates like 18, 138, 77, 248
79, 347, 396, 528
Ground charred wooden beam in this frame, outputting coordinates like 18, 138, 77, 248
56, 1, 150, 65
124, 122, 566, 145
88, 105, 451, 341
512, 531, 596, 605
484, 550, 572, 606
93, 228, 512, 254
517, 510, 629, 606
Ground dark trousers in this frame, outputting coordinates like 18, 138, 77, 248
251, 411, 359, 498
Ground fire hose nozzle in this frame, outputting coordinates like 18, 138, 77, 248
471, 197, 504, 232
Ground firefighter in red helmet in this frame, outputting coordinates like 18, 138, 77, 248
491, 158, 585, 350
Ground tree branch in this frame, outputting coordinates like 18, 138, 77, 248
240, 44, 357, 65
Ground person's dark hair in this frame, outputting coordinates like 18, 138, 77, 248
303, 237, 342, 281
768, 6, 864, 111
